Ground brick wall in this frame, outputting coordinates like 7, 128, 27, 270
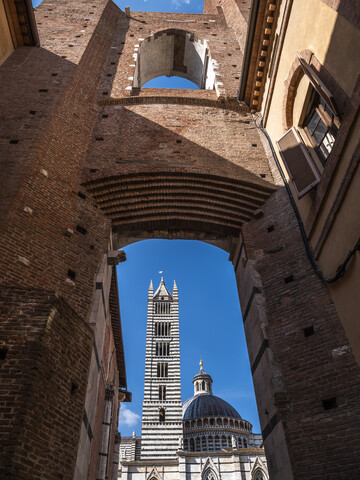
1, 1, 360, 479
0, 287, 93, 480
97, 10, 243, 99
235, 188, 360, 479
0, 0, 120, 321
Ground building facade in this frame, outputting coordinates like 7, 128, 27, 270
119, 279, 268, 480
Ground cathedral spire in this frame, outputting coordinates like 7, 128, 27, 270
153, 276, 173, 300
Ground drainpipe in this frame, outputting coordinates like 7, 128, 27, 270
97, 385, 114, 479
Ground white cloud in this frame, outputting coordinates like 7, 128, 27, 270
171, 0, 190, 9
119, 405, 140, 427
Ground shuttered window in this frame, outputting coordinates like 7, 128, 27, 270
277, 127, 320, 198
296, 52, 339, 117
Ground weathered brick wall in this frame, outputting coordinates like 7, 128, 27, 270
203, 0, 252, 51
235, 187, 360, 479
82, 103, 275, 184
0, 49, 76, 225
0, 2, 125, 479
35, 0, 109, 64
97, 10, 243, 99
0, 0, 120, 320
0, 287, 93, 480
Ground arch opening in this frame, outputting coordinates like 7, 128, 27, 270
142, 75, 200, 89
133, 29, 216, 90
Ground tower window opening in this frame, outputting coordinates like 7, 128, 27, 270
159, 385, 166, 400
155, 302, 171, 314
157, 362, 168, 378
159, 408, 165, 423
155, 322, 171, 336
156, 342, 170, 357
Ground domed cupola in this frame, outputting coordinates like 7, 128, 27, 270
182, 362, 254, 453
193, 360, 213, 395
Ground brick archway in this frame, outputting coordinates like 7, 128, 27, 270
133, 28, 214, 89
82, 164, 359, 480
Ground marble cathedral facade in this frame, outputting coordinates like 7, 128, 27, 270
119, 279, 268, 480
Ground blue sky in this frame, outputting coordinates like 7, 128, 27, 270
116, 0, 204, 14
32, 0, 205, 12
117, 240, 261, 435
31, 0, 261, 437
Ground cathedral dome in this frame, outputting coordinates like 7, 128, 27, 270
182, 363, 253, 453
183, 393, 241, 420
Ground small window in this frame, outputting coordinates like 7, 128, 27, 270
302, 90, 339, 165
156, 342, 169, 357
154, 322, 171, 336
159, 408, 165, 423
155, 302, 171, 314
157, 362, 168, 378
159, 385, 166, 400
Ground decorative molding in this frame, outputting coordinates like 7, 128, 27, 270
201, 457, 221, 480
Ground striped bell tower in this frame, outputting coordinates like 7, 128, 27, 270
140, 277, 183, 459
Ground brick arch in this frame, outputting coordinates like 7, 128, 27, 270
133, 28, 213, 89
283, 49, 313, 130
83, 170, 276, 252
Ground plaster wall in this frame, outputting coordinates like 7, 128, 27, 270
0, 0, 14, 65
261, 0, 360, 363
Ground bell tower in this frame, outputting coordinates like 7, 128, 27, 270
140, 277, 183, 459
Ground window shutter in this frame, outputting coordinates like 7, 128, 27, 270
296, 52, 339, 117
277, 127, 320, 198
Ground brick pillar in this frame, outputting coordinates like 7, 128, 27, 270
232, 189, 360, 480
